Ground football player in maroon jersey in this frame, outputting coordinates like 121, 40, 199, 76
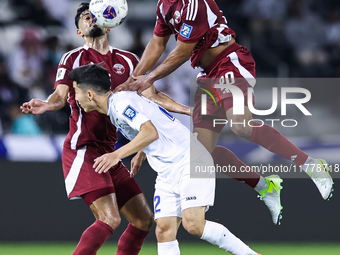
20, 2, 190, 255
117, 0, 333, 228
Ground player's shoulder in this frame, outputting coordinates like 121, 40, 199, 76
59, 46, 86, 66
113, 91, 139, 103
111, 91, 141, 116
110, 46, 140, 62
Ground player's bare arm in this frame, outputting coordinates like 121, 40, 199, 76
20, 84, 69, 115
142, 85, 191, 116
130, 151, 147, 178
94, 120, 158, 174
133, 34, 171, 77
114, 34, 170, 93
127, 40, 197, 94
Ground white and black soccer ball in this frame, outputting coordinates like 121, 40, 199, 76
89, 0, 128, 28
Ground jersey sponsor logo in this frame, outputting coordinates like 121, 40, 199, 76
56, 68, 66, 81
113, 63, 125, 75
186, 196, 197, 201
174, 11, 181, 24
123, 105, 138, 121
180, 23, 193, 39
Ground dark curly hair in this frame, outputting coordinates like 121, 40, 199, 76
75, 2, 89, 29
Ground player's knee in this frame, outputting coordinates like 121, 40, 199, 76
142, 212, 154, 230
155, 221, 176, 242
182, 218, 204, 237
230, 124, 251, 139
131, 211, 154, 231
105, 215, 121, 230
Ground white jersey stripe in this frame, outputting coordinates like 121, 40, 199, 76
227, 52, 256, 87
204, 0, 217, 27
186, 0, 192, 20
192, 0, 198, 21
111, 46, 140, 62
69, 51, 85, 150
116, 53, 134, 76
190, 0, 195, 20
60, 46, 83, 66
65, 146, 86, 197
70, 102, 83, 150
159, 2, 166, 22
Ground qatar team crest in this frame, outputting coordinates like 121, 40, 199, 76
113, 63, 125, 74
103, 6, 117, 20
174, 11, 181, 24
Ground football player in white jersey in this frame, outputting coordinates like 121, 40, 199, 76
69, 63, 261, 255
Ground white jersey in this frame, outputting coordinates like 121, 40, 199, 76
107, 91, 191, 177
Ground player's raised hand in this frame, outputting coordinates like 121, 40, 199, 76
20, 99, 48, 115
114, 75, 135, 93
130, 151, 147, 177
93, 152, 120, 174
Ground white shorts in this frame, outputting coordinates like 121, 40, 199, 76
153, 135, 215, 220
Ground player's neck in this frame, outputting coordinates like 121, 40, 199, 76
84, 36, 110, 55
95, 92, 112, 115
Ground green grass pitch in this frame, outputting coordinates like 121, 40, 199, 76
0, 242, 340, 254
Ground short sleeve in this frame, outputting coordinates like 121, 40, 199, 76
177, 1, 210, 43
153, 6, 173, 37
54, 52, 76, 89
115, 94, 150, 131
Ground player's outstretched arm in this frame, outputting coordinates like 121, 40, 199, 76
20, 84, 69, 115
141, 85, 191, 116
94, 121, 158, 174
114, 34, 170, 93
127, 40, 197, 94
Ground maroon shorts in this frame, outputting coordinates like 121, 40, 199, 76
193, 43, 256, 133
62, 145, 142, 209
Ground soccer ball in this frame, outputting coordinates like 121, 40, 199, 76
89, 0, 128, 28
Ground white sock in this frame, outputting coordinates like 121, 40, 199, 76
301, 156, 315, 172
157, 240, 180, 255
200, 220, 256, 255
254, 176, 267, 193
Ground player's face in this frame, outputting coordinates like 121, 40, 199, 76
73, 81, 95, 112
78, 11, 106, 38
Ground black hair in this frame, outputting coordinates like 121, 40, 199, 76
75, 2, 89, 29
69, 64, 111, 95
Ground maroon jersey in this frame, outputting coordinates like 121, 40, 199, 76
154, 0, 236, 68
55, 45, 139, 151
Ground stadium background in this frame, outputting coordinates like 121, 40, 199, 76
0, 0, 339, 253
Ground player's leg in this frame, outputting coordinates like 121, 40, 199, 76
192, 106, 268, 218
226, 105, 333, 200
153, 176, 183, 255
62, 146, 122, 254
180, 148, 258, 255
73, 192, 120, 255
111, 163, 153, 255
155, 217, 182, 255
199, 92, 282, 225
117, 193, 154, 255
181, 207, 258, 255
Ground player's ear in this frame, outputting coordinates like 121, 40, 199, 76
106, 28, 111, 34
87, 90, 95, 101
77, 29, 84, 37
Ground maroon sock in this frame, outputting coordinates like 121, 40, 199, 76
249, 123, 308, 166
116, 223, 149, 255
73, 220, 113, 255
212, 145, 260, 188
